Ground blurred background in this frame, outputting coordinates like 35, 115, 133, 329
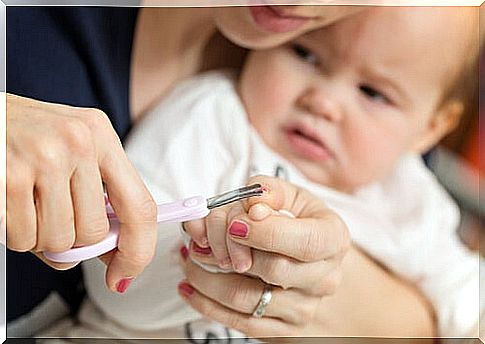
426, 11, 483, 256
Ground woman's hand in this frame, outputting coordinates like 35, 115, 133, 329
6, 93, 157, 292
179, 175, 351, 336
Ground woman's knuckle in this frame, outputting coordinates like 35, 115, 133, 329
297, 303, 315, 323
36, 141, 63, 173
61, 119, 94, 157
301, 231, 323, 262
224, 279, 249, 307
267, 257, 290, 287
321, 270, 342, 296
129, 250, 154, 267
136, 197, 157, 222
82, 108, 111, 132
79, 219, 108, 244
44, 235, 75, 253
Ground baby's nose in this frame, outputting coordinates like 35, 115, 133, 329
297, 87, 342, 123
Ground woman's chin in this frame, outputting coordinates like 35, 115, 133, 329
213, 7, 297, 50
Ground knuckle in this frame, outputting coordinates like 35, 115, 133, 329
266, 257, 291, 288
325, 270, 342, 295
77, 218, 108, 244
315, 270, 342, 296
224, 279, 253, 310
61, 119, 95, 158
136, 196, 157, 222
36, 141, 64, 173
128, 250, 154, 268
296, 302, 316, 324
300, 230, 323, 262
81, 108, 112, 133
44, 235, 75, 253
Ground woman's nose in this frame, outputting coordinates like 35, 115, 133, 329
297, 87, 342, 123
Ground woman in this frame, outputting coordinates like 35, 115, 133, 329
6, 5, 434, 338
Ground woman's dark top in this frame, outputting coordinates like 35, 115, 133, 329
7, 7, 139, 323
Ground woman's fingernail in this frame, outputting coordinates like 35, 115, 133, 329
192, 242, 212, 255
180, 245, 189, 260
229, 221, 249, 238
116, 277, 134, 293
178, 281, 195, 298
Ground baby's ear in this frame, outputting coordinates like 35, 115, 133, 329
411, 100, 464, 154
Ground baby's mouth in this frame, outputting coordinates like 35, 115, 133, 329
285, 125, 333, 162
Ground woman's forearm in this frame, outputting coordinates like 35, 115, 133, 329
306, 246, 436, 337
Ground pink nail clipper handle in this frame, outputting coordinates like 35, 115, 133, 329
43, 196, 210, 263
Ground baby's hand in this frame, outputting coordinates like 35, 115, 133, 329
183, 200, 258, 273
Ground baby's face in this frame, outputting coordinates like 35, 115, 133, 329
239, 7, 473, 192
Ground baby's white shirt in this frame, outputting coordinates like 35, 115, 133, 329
81, 70, 479, 338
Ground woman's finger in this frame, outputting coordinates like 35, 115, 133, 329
228, 213, 349, 262
226, 202, 252, 273
249, 249, 343, 296
177, 280, 292, 337
84, 109, 158, 292
6, 160, 36, 252
34, 174, 76, 253
181, 255, 318, 325
70, 160, 109, 247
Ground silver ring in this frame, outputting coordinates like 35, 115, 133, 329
252, 284, 273, 318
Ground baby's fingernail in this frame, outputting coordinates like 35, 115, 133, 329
178, 281, 195, 298
116, 277, 134, 293
234, 261, 251, 273
180, 246, 189, 260
229, 220, 249, 238
200, 237, 209, 247
219, 258, 232, 269
192, 242, 212, 255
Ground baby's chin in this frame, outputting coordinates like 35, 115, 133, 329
293, 160, 360, 194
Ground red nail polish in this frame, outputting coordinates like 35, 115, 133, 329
116, 277, 134, 293
229, 221, 249, 238
261, 186, 270, 193
180, 246, 189, 260
192, 242, 212, 255
178, 281, 195, 297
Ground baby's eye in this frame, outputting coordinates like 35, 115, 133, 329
359, 84, 390, 104
290, 44, 318, 65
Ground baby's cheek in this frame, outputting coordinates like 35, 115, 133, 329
344, 131, 402, 186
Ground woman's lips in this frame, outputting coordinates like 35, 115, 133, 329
285, 125, 333, 162
249, 6, 312, 33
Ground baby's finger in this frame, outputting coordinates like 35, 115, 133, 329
183, 219, 209, 248
206, 206, 231, 269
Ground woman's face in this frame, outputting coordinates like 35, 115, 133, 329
213, 5, 363, 49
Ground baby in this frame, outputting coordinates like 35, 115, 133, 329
81, 6, 480, 339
